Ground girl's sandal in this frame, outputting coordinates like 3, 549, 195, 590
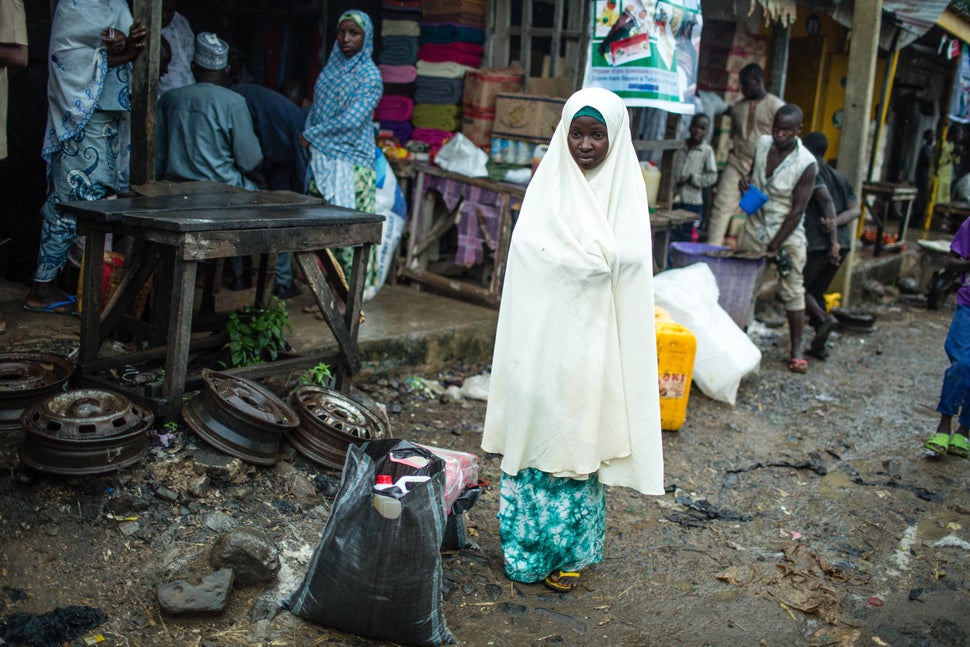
544, 571, 581, 592
925, 432, 951, 456
948, 433, 970, 458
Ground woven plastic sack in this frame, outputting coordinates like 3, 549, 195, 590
285, 439, 454, 645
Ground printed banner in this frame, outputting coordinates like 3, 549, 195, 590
582, 0, 703, 113
949, 44, 970, 125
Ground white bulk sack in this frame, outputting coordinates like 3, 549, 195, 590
654, 263, 761, 406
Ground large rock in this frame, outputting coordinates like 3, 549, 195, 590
157, 568, 234, 614
191, 449, 247, 484
209, 527, 280, 586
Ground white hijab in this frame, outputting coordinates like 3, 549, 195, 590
481, 88, 664, 496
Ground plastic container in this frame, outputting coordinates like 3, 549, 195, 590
669, 242, 765, 330
738, 184, 769, 214
640, 161, 662, 207
656, 321, 696, 431
654, 305, 675, 323
823, 292, 841, 312
531, 144, 549, 176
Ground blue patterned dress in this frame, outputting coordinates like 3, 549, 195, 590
303, 10, 383, 283
35, 0, 134, 282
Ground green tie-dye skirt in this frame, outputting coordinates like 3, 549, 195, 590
497, 467, 606, 583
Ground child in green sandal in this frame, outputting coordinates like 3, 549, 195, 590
925, 216, 970, 458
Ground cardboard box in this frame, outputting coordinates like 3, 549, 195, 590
526, 76, 571, 98
492, 93, 566, 144
461, 107, 494, 148
463, 66, 524, 113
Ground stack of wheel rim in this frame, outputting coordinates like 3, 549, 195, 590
182, 369, 298, 465
0, 353, 73, 431
20, 389, 152, 475
287, 385, 391, 469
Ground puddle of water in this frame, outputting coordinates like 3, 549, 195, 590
817, 469, 854, 497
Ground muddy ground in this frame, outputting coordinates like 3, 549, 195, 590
1, 281, 969, 647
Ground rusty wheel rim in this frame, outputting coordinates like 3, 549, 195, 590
286, 386, 391, 469
181, 369, 298, 466
0, 353, 73, 431
20, 389, 151, 475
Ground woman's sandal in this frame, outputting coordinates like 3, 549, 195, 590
948, 433, 970, 458
925, 432, 951, 456
543, 570, 581, 592
787, 358, 808, 374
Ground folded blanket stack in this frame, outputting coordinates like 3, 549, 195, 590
422, 0, 486, 29
379, 3, 422, 143
410, 0, 487, 153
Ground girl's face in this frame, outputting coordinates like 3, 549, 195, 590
567, 116, 610, 170
336, 19, 365, 57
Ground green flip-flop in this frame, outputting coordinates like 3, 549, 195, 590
925, 432, 951, 456
948, 433, 970, 459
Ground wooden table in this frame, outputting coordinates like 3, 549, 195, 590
400, 163, 698, 306
400, 163, 526, 307
861, 182, 918, 256
931, 201, 970, 233
650, 208, 702, 270
59, 189, 384, 419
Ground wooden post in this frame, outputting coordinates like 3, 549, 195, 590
867, 27, 901, 182
770, 21, 790, 98
836, 0, 882, 305
129, 0, 162, 187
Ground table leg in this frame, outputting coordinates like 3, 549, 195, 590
78, 228, 106, 367
161, 258, 198, 418
254, 252, 274, 308
491, 195, 511, 296
294, 251, 359, 379
873, 201, 886, 257
653, 228, 671, 272
152, 251, 176, 345
898, 198, 914, 243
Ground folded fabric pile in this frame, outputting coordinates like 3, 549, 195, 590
375, 94, 415, 121
417, 42, 483, 68
411, 104, 462, 131
410, 127, 454, 150
423, 0, 486, 29
379, 2, 422, 144
414, 76, 463, 105
411, 0, 487, 155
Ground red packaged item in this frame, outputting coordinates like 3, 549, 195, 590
415, 443, 479, 513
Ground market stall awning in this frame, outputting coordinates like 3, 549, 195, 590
830, 0, 951, 49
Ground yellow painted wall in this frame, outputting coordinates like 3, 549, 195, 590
775, 10, 888, 165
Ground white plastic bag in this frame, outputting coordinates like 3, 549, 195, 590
435, 132, 489, 177
654, 264, 761, 406
364, 151, 408, 301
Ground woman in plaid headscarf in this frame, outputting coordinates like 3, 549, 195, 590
301, 9, 382, 287
302, 10, 381, 212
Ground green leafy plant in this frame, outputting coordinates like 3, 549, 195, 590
300, 362, 334, 387
223, 297, 293, 367
162, 420, 180, 433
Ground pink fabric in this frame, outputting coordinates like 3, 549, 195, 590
423, 174, 504, 267
379, 64, 418, 83
410, 127, 453, 149
375, 95, 414, 121
417, 43, 483, 67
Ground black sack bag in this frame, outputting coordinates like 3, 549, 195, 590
285, 439, 455, 646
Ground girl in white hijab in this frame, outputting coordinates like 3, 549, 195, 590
482, 87, 664, 592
